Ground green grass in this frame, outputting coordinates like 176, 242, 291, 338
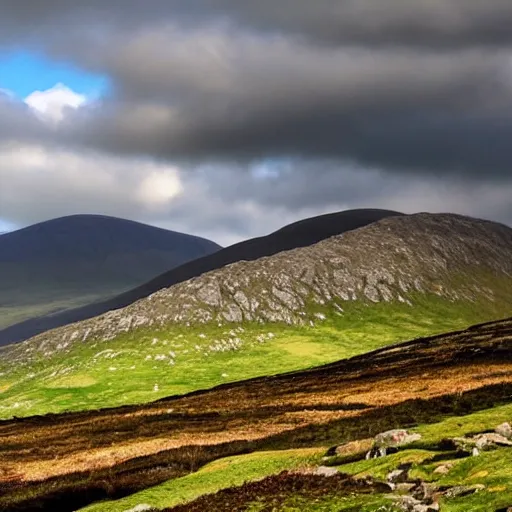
81, 403, 512, 512
247, 495, 401, 512
0, 294, 509, 419
331, 402, 512, 512
245, 494, 401, 511
81, 448, 324, 512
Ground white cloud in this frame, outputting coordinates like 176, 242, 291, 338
1, 136, 511, 247
24, 83, 87, 122
0, 142, 184, 225
137, 169, 183, 207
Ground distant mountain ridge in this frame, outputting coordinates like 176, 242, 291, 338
0, 215, 221, 333
11, 212, 512, 353
0, 209, 401, 346
0, 215, 219, 264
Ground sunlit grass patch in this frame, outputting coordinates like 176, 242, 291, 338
45, 374, 98, 389
81, 448, 324, 512
0, 293, 510, 419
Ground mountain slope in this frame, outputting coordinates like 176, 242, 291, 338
0, 212, 510, 419
0, 209, 401, 346
0, 215, 221, 330
27, 212, 512, 341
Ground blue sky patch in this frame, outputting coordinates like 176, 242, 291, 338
0, 50, 109, 99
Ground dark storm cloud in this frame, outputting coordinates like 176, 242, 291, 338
0, 93, 52, 142
5, 1, 512, 49
1, 0, 512, 240
59, 34, 512, 179
1, 2, 512, 181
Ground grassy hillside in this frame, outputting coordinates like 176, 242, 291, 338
0, 291, 510, 420
82, 449, 325, 512
82, 403, 512, 512
1, 213, 511, 419
1, 317, 511, 511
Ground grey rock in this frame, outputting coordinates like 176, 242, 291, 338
197, 281, 222, 307
221, 303, 243, 323
394, 482, 417, 494
387, 469, 410, 484
396, 496, 424, 512
233, 290, 251, 312
313, 466, 338, 477
474, 433, 512, 450
374, 429, 422, 450
433, 463, 453, 475
412, 482, 438, 502
448, 433, 512, 455
496, 422, 512, 440
443, 484, 485, 499
10, 213, 512, 359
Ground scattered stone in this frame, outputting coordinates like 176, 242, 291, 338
433, 463, 454, 475
124, 505, 152, 512
394, 483, 417, 494
443, 484, 485, 499
396, 495, 439, 512
412, 482, 438, 502
496, 422, 512, 439
475, 433, 512, 450
447, 433, 512, 455
329, 438, 373, 457
367, 429, 421, 458
387, 469, 410, 484
313, 466, 338, 477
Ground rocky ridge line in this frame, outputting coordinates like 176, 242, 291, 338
16, 213, 512, 355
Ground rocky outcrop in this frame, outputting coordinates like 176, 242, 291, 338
367, 429, 422, 458
11, 213, 512, 355
443, 432, 512, 456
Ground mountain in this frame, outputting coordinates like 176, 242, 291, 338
2, 317, 511, 511
1, 212, 511, 420
0, 208, 401, 346
0, 215, 221, 331
25, 212, 512, 341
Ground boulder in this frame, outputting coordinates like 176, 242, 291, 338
495, 422, 512, 440
396, 495, 439, 512
332, 438, 373, 456
374, 429, 422, 449
474, 433, 512, 450
366, 429, 421, 458
443, 484, 485, 499
446, 433, 512, 456
313, 466, 338, 477
388, 468, 410, 484
433, 463, 454, 475
412, 482, 438, 502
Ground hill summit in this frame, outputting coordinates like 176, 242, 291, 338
19, 212, 512, 350
0, 215, 220, 331
0, 209, 400, 346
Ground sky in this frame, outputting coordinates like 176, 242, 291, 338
1, 2, 511, 246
